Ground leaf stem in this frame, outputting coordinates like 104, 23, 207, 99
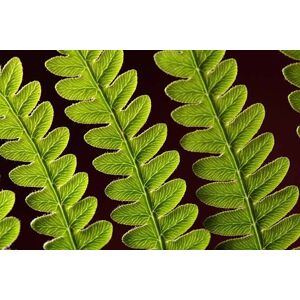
77, 52, 166, 250
189, 50, 263, 249
0, 92, 77, 250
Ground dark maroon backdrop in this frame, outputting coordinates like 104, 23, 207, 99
0, 50, 299, 249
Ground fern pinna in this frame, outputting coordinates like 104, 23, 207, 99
155, 50, 300, 249
45, 50, 210, 250
282, 50, 300, 137
0, 57, 112, 249
0, 189, 20, 249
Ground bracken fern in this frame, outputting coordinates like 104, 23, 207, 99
0, 57, 112, 249
155, 50, 300, 249
45, 50, 210, 250
0, 188, 20, 249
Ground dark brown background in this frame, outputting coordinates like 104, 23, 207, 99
0, 50, 299, 250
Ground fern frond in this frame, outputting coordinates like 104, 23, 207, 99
155, 50, 300, 249
45, 50, 210, 250
0, 57, 112, 249
0, 189, 20, 249
282, 50, 300, 136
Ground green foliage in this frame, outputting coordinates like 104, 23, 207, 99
45, 50, 210, 250
0, 190, 20, 249
155, 50, 300, 249
0, 57, 112, 249
282, 50, 300, 136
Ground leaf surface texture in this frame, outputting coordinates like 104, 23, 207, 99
0, 57, 112, 249
46, 50, 210, 250
155, 50, 300, 249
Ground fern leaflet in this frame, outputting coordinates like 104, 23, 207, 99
0, 57, 112, 249
45, 50, 210, 250
155, 50, 300, 249
0, 189, 20, 249
282, 50, 300, 136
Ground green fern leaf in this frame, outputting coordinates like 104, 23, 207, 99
45, 50, 210, 250
282, 50, 300, 136
0, 189, 20, 249
0, 57, 112, 249
155, 50, 300, 249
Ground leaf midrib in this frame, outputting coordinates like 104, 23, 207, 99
0, 92, 77, 249
189, 50, 264, 249
77, 51, 166, 249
